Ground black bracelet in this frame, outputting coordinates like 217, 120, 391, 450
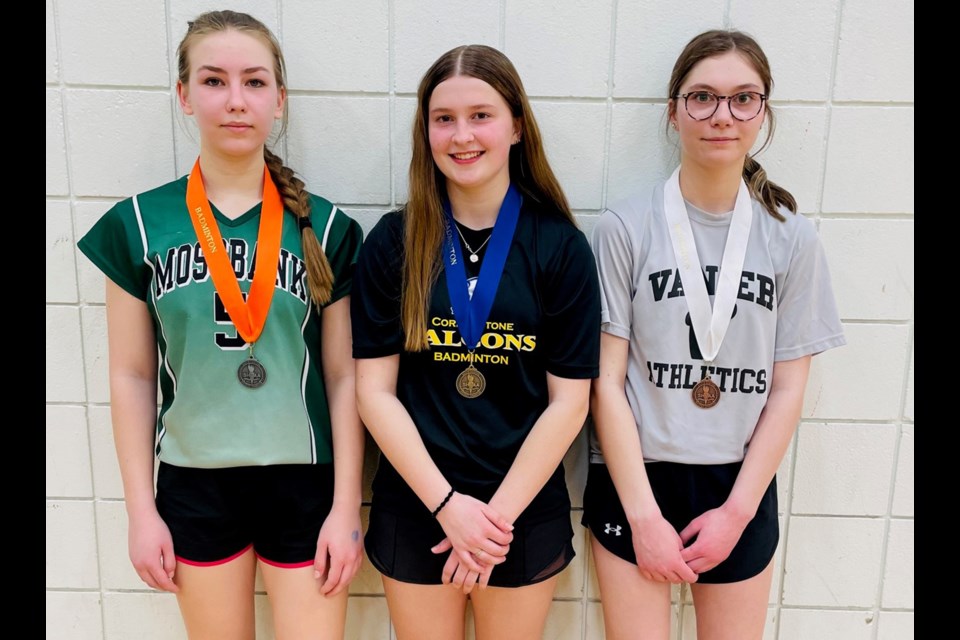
431, 488, 455, 518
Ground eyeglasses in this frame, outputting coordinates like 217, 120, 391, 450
674, 91, 767, 122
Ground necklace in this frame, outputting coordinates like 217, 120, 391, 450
454, 222, 493, 263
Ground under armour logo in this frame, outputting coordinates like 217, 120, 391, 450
604, 523, 622, 536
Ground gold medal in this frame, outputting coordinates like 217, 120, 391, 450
456, 362, 486, 399
692, 375, 720, 408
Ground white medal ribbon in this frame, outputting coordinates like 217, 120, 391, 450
663, 166, 753, 363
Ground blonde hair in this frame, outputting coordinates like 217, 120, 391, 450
177, 10, 334, 305
402, 45, 574, 351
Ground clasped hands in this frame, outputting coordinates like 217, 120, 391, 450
430, 492, 514, 593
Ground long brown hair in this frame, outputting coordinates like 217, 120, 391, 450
667, 29, 797, 221
177, 10, 334, 306
402, 44, 573, 351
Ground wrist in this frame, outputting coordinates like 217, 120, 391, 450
431, 488, 455, 518
721, 495, 757, 525
625, 504, 664, 527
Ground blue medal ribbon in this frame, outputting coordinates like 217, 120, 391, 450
442, 184, 522, 350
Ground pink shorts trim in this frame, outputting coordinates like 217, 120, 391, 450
256, 554, 314, 569
176, 543, 253, 567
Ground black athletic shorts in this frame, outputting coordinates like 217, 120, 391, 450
155, 462, 334, 567
582, 461, 778, 584
365, 503, 574, 588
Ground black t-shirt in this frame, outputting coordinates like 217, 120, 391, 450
352, 203, 601, 523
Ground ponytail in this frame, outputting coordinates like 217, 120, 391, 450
264, 148, 335, 307
743, 156, 796, 222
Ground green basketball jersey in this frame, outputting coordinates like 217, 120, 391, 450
79, 175, 363, 468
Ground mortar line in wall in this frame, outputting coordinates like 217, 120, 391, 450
388, 0, 396, 208
499, 0, 506, 51
873, 321, 914, 636
49, 0, 109, 629
815, 0, 847, 227
276, 0, 288, 171
598, 0, 618, 213
772, 428, 801, 639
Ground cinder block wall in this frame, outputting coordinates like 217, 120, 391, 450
46, 1, 914, 638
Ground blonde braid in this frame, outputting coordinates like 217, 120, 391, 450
264, 148, 335, 307
743, 156, 796, 222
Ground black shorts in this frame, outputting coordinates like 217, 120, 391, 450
365, 503, 574, 588
582, 461, 778, 584
156, 462, 334, 567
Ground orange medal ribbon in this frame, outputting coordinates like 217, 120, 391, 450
186, 158, 283, 346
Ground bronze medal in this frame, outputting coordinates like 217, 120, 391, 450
692, 375, 720, 408
238, 356, 267, 389
456, 363, 486, 399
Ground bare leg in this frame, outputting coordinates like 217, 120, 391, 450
174, 547, 257, 640
591, 536, 672, 640
689, 560, 774, 640
470, 574, 559, 640
382, 576, 468, 640
260, 561, 348, 640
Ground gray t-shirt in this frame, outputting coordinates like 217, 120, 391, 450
589, 181, 846, 465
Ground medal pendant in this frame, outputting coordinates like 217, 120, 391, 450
692, 376, 720, 408
238, 357, 267, 389
456, 363, 486, 398
469, 254, 479, 263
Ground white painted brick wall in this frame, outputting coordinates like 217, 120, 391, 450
81, 306, 110, 404
903, 347, 914, 422
46, 200, 77, 303
96, 500, 142, 591
782, 516, 884, 607
606, 103, 675, 204
65, 90, 177, 198
506, 0, 613, 98
287, 96, 391, 204
891, 423, 914, 517
46, 91, 68, 196
391, 96, 417, 203
46, 500, 99, 589
46, 405, 92, 498
59, 0, 169, 87
47, 1, 914, 638
284, 0, 389, 92
393, 0, 500, 93
877, 611, 914, 640
46, 306, 87, 403
778, 609, 876, 640
792, 423, 897, 516
345, 598, 392, 639
820, 219, 915, 321
881, 519, 914, 609
535, 101, 608, 209
46, 0, 58, 83
729, 0, 840, 101
74, 200, 118, 305
822, 107, 914, 214
46, 592, 104, 640
88, 405, 125, 500
102, 593, 183, 640
757, 106, 828, 214
613, 0, 723, 98
803, 323, 910, 420
834, 0, 914, 101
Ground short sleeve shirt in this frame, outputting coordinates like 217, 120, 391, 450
352, 203, 601, 520
589, 181, 846, 464
78, 176, 363, 468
